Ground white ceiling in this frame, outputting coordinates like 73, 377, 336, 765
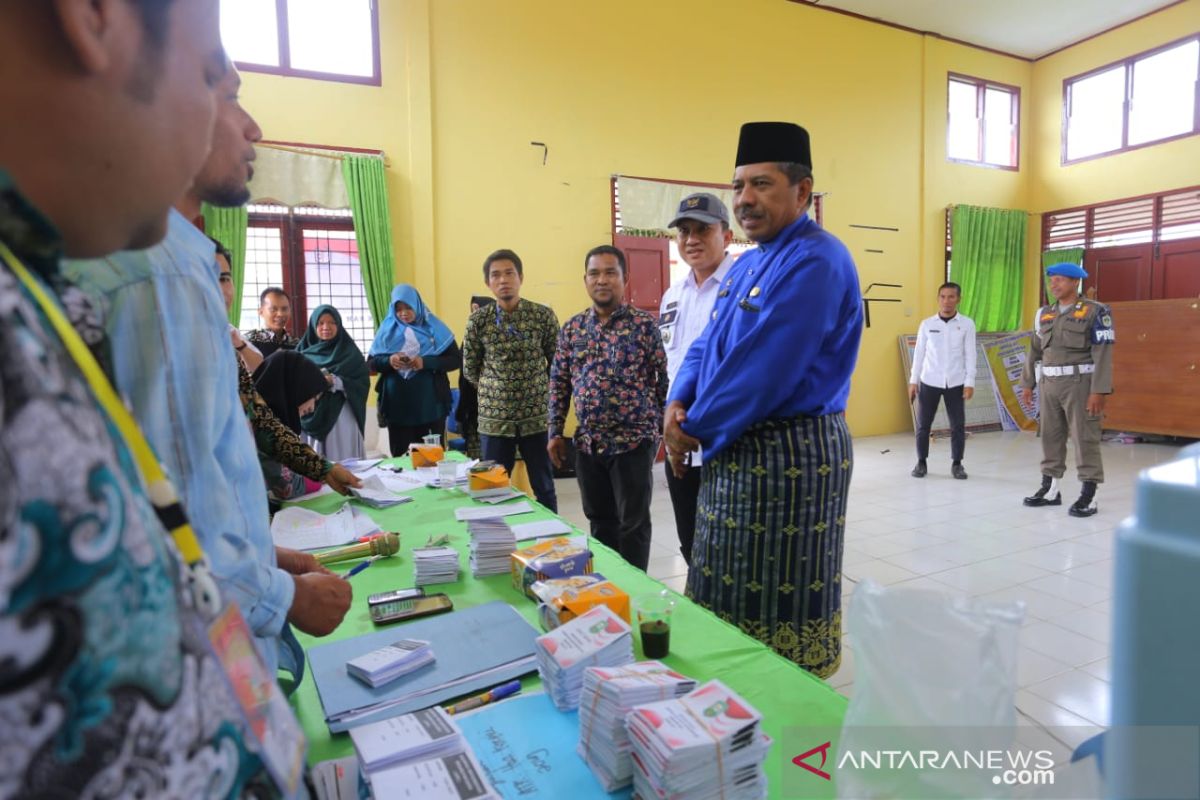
805, 0, 1182, 59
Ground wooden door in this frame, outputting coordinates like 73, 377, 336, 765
1156, 238, 1200, 299
614, 234, 669, 318
1084, 244, 1153, 302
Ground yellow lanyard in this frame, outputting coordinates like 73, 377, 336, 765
0, 240, 205, 567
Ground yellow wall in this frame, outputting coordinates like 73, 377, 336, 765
237, 0, 1197, 437
1030, 0, 1200, 214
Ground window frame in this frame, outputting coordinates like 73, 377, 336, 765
227, 0, 382, 87
1061, 32, 1200, 165
244, 207, 373, 350
945, 72, 1021, 171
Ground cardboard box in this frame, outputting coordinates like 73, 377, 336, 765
531, 573, 631, 630
467, 465, 510, 499
510, 537, 593, 600
409, 444, 444, 467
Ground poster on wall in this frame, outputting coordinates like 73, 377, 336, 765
982, 332, 1039, 432
898, 334, 1007, 435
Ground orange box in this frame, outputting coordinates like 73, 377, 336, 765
533, 574, 631, 629
468, 466, 508, 491
510, 537, 593, 599
410, 444, 444, 467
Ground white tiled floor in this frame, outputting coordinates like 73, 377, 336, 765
553, 429, 1187, 745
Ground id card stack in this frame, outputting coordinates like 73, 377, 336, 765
577, 662, 697, 791
349, 707, 464, 773
467, 518, 516, 577
414, 546, 460, 586
534, 605, 633, 711
346, 639, 434, 688
626, 680, 771, 800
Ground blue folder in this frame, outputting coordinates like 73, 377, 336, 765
307, 601, 539, 733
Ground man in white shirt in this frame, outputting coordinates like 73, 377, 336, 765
658, 192, 736, 563
908, 282, 976, 479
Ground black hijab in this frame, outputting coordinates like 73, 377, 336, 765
253, 350, 329, 433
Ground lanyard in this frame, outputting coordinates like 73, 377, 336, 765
0, 240, 218, 608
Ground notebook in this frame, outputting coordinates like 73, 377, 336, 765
307, 601, 540, 733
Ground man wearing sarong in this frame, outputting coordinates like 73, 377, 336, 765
664, 122, 863, 678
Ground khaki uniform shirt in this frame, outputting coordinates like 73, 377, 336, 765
1020, 298, 1115, 393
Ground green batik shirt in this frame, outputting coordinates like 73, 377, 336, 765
462, 298, 559, 438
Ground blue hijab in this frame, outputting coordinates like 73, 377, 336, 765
369, 284, 456, 358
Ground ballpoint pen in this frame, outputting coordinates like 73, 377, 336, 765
444, 679, 522, 714
344, 555, 379, 579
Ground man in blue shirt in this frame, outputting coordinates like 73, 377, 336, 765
664, 122, 863, 678
65, 65, 352, 679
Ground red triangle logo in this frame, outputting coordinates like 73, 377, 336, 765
792, 741, 833, 781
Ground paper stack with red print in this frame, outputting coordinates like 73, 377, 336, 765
577, 661, 698, 791
534, 605, 633, 711
626, 679, 771, 800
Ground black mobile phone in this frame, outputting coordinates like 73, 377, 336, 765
369, 593, 454, 625
368, 587, 425, 607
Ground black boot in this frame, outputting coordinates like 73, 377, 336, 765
911, 460, 927, 478
951, 461, 968, 480
1069, 480, 1098, 517
1024, 475, 1061, 507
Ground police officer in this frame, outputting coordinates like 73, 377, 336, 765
1019, 262, 1114, 517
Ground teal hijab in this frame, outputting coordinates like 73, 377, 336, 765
297, 305, 369, 438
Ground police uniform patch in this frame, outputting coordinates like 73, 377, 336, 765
1101, 314, 1112, 327
662, 329, 672, 344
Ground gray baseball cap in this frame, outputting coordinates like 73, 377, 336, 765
668, 192, 729, 228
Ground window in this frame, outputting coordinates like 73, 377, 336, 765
946, 74, 1019, 169
242, 204, 376, 355
219, 0, 381, 85
1064, 35, 1200, 163
1042, 185, 1200, 250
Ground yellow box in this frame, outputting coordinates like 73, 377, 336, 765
468, 466, 508, 491
532, 574, 631, 629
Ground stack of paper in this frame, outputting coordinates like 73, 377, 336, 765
346, 638, 435, 688
349, 475, 414, 509
349, 707, 465, 774
270, 505, 359, 551
453, 499, 533, 522
368, 751, 500, 800
626, 680, 771, 800
468, 518, 516, 577
535, 605, 633, 711
576, 662, 698, 791
509, 518, 572, 542
413, 546, 460, 586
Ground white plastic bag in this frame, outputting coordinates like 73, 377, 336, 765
836, 580, 1024, 799
398, 328, 421, 379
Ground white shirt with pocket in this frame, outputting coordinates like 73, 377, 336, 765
909, 312, 977, 389
658, 253, 736, 465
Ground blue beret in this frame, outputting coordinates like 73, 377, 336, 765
1046, 262, 1088, 279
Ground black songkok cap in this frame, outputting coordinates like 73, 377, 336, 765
735, 122, 812, 169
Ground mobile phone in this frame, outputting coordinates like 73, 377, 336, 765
368, 587, 425, 607
370, 593, 454, 625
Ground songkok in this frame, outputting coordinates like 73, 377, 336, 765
735, 122, 812, 168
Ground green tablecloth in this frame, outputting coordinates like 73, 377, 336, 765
286, 455, 847, 797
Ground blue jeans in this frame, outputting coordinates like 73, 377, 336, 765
480, 432, 558, 512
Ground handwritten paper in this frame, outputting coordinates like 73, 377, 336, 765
270, 505, 357, 551
457, 693, 632, 800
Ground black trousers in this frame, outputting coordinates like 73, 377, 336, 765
664, 459, 701, 565
575, 440, 655, 571
915, 382, 965, 461
388, 421, 442, 458
481, 432, 558, 513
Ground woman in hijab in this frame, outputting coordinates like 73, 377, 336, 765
253, 350, 330, 504
369, 284, 462, 457
296, 305, 369, 460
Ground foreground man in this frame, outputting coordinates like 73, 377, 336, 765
1020, 262, 1114, 517
664, 122, 863, 678
0, 0, 291, 794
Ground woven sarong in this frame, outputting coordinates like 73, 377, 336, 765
686, 413, 852, 679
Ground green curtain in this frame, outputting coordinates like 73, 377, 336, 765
201, 203, 248, 325
341, 155, 395, 329
950, 204, 1026, 332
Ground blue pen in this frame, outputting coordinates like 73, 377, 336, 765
445, 679, 522, 714
344, 557, 377, 579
